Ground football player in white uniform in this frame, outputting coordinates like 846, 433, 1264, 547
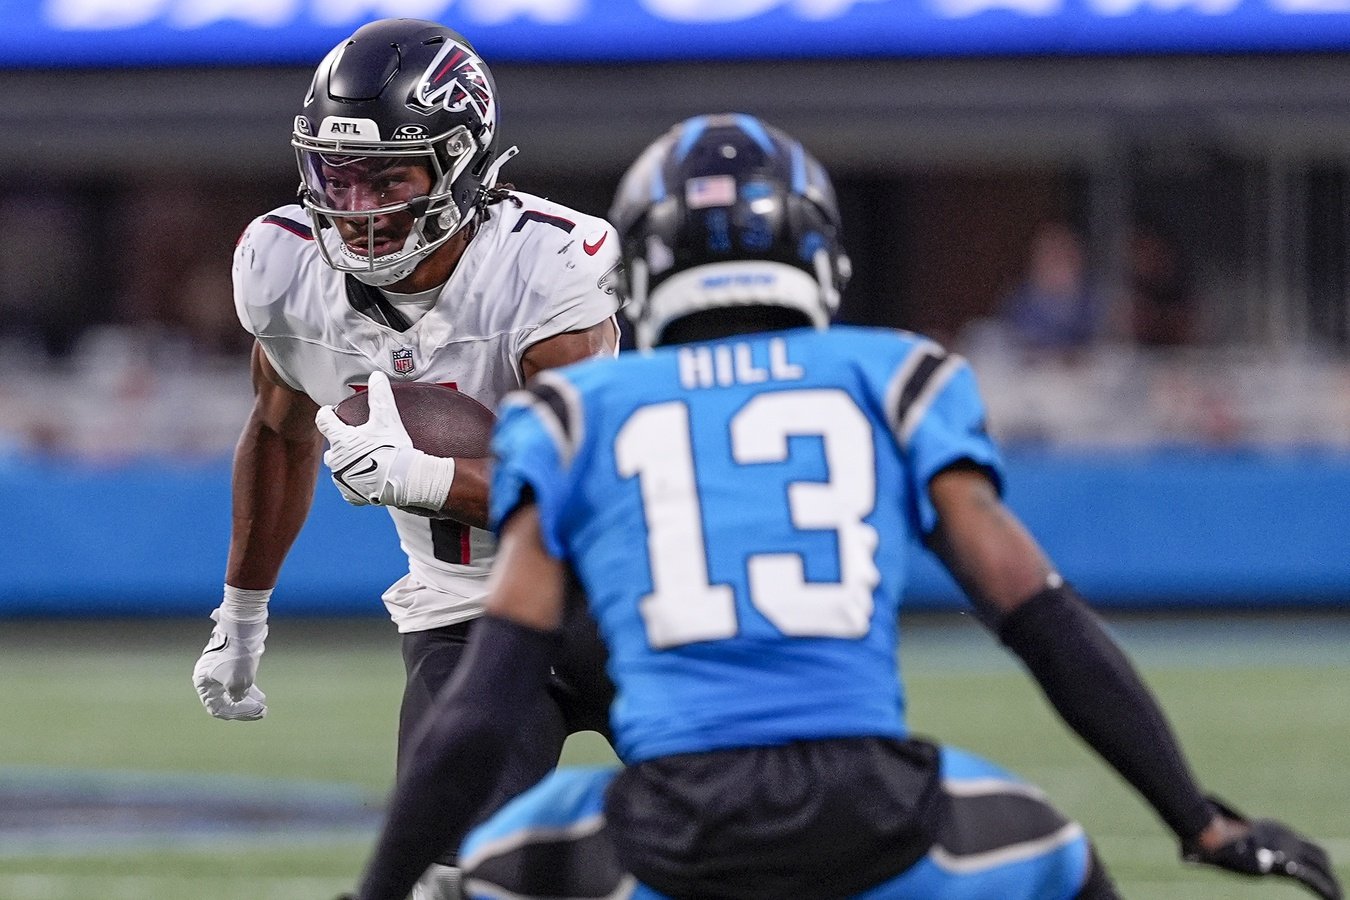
190, 18, 620, 899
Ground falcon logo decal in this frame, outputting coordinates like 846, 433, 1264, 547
412, 41, 496, 141
597, 262, 621, 296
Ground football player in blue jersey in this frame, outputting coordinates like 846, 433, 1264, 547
342, 115, 1340, 900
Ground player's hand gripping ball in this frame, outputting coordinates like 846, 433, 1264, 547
330, 378, 496, 459
315, 372, 495, 513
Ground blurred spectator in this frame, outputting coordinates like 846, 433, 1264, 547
1128, 228, 1197, 347
0, 186, 103, 359
114, 175, 270, 357
994, 221, 1108, 352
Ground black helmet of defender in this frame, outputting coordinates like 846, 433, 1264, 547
294, 18, 509, 286
609, 114, 850, 349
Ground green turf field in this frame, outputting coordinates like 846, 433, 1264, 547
1, 612, 1346, 899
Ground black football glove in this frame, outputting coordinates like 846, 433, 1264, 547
1182, 797, 1341, 900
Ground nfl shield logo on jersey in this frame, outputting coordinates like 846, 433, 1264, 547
391, 346, 416, 375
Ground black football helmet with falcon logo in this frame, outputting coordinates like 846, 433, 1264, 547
293, 18, 513, 286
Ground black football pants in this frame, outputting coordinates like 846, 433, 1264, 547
397, 601, 614, 865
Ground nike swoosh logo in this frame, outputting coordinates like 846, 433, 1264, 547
344, 459, 380, 480
583, 233, 607, 256
205, 635, 228, 654
334, 446, 394, 494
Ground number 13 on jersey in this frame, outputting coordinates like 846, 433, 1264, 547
615, 388, 881, 650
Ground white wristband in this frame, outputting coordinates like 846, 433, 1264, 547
403, 452, 457, 512
221, 585, 272, 625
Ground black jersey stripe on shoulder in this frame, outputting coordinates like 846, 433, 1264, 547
528, 374, 583, 454
522, 372, 585, 465
344, 275, 414, 332
896, 349, 947, 420
261, 214, 313, 241
511, 210, 577, 234
529, 381, 573, 441
885, 340, 962, 446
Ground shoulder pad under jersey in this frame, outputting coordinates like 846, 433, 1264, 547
232, 205, 321, 337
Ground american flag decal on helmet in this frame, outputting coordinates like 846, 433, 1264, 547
412, 41, 495, 136
391, 346, 416, 375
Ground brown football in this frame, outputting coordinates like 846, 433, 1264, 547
333, 381, 496, 459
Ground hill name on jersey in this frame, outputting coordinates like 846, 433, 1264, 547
677, 337, 805, 390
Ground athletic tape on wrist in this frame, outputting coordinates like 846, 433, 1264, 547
405, 452, 456, 511
221, 585, 272, 624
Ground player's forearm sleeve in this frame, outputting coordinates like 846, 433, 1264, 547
356, 615, 557, 900
996, 584, 1214, 841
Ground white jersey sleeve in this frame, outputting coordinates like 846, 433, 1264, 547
517, 226, 620, 357
470, 195, 622, 363
232, 207, 321, 393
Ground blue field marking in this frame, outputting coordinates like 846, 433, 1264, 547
0, 767, 382, 857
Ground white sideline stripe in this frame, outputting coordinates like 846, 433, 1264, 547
942, 776, 1049, 801
465, 873, 638, 900
930, 822, 1085, 874
459, 811, 607, 873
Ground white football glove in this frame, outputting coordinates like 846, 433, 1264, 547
314, 370, 455, 512
193, 603, 268, 722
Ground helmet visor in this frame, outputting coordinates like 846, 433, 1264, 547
298, 152, 435, 219
296, 150, 443, 277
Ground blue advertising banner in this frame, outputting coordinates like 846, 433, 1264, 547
3, 0, 1350, 68
2, 449, 1347, 616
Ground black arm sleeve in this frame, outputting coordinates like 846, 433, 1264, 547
996, 584, 1214, 841
356, 614, 558, 900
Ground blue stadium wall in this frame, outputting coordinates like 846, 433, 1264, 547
1, 449, 1347, 617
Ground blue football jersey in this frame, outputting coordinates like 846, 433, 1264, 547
490, 326, 1003, 764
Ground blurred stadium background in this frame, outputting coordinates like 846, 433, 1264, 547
1, 1, 1348, 898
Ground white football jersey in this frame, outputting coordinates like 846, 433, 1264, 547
233, 193, 622, 632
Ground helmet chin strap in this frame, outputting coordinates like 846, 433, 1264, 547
348, 261, 420, 288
